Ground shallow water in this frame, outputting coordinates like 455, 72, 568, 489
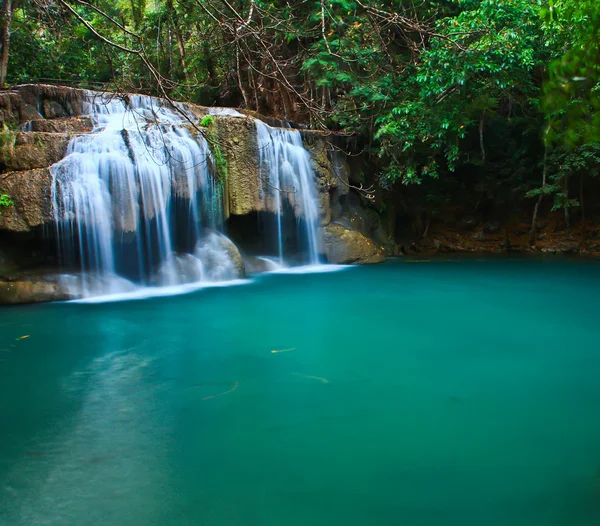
1, 259, 600, 526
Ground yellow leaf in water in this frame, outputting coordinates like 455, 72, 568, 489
271, 347, 296, 354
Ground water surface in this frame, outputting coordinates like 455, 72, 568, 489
1, 259, 599, 525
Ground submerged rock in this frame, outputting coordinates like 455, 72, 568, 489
244, 255, 282, 274
209, 233, 246, 278
320, 223, 385, 264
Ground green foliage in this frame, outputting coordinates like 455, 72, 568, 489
0, 125, 16, 163
526, 143, 600, 210
3, 0, 600, 222
210, 140, 228, 184
201, 120, 227, 184
543, 0, 600, 147
375, 0, 546, 184
0, 193, 14, 215
200, 115, 215, 127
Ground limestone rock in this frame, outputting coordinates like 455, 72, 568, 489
43, 99, 68, 119
214, 116, 261, 217
320, 223, 385, 264
30, 117, 93, 134
19, 104, 43, 122
0, 168, 54, 232
0, 278, 71, 304
244, 255, 281, 274
6, 132, 70, 171
210, 233, 246, 278
0, 91, 22, 125
302, 132, 335, 226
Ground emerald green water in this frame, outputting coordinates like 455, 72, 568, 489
1, 259, 600, 525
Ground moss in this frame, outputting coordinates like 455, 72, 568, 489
203, 121, 228, 184
0, 123, 17, 164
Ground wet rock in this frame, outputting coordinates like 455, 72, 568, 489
541, 242, 579, 254
472, 230, 484, 240
210, 233, 246, 278
244, 255, 280, 274
43, 100, 68, 119
19, 104, 43, 122
320, 223, 385, 264
29, 117, 93, 134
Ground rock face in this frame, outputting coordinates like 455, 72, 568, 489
213, 115, 261, 218
6, 132, 71, 171
0, 84, 85, 125
320, 223, 385, 264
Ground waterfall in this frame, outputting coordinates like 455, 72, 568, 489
50, 93, 232, 296
49, 92, 323, 299
255, 121, 321, 265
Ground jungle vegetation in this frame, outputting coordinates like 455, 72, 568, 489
1, 0, 599, 233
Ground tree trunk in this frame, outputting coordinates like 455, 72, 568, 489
563, 175, 570, 228
0, 0, 13, 89
167, 0, 189, 82
530, 144, 548, 245
235, 46, 250, 108
580, 174, 585, 222
479, 110, 486, 165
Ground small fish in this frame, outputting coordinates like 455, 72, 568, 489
292, 372, 329, 384
16, 335, 30, 340
271, 347, 296, 354
202, 381, 239, 401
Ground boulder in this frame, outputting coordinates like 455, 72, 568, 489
320, 223, 385, 264
215, 233, 246, 278
197, 232, 246, 279
244, 255, 281, 274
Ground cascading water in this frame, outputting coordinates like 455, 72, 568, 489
255, 121, 321, 265
50, 93, 235, 297
49, 91, 324, 299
